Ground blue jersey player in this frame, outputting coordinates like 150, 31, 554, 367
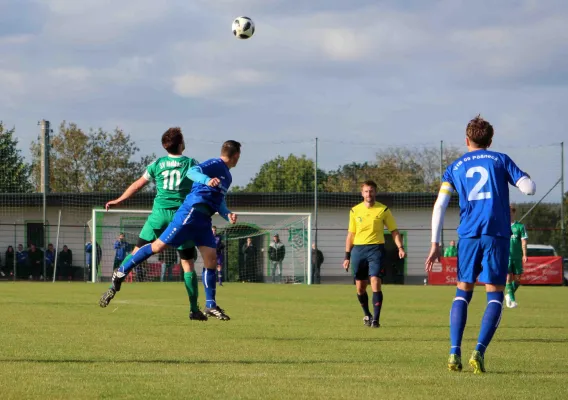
100, 140, 241, 321
425, 116, 536, 374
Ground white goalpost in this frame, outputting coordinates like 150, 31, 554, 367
90, 209, 312, 285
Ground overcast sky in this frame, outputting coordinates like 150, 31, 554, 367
1, 0, 566, 201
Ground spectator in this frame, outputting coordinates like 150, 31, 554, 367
311, 243, 325, 284
2, 246, 15, 278
58, 245, 73, 280
28, 244, 44, 280
241, 237, 257, 282
86, 241, 103, 281
268, 234, 286, 283
16, 244, 28, 279
113, 233, 131, 270
45, 243, 55, 280
444, 240, 458, 257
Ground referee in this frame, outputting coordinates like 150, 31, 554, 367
343, 180, 406, 328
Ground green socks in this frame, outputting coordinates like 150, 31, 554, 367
512, 281, 520, 293
505, 282, 516, 302
184, 271, 199, 312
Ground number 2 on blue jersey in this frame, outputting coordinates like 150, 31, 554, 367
466, 166, 491, 201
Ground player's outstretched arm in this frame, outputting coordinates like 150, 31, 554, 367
186, 166, 217, 186
426, 182, 452, 271
106, 176, 149, 210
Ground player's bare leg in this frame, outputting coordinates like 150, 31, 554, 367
370, 276, 383, 328
182, 257, 207, 321
356, 280, 372, 327
200, 246, 230, 320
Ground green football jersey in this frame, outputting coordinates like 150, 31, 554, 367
143, 155, 198, 209
510, 221, 528, 258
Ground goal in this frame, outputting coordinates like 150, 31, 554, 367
89, 209, 312, 284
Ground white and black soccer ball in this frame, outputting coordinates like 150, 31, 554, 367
232, 16, 255, 39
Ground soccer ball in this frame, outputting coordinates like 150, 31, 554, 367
232, 16, 255, 39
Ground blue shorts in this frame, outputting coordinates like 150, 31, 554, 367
159, 205, 216, 249
350, 244, 385, 280
457, 235, 509, 285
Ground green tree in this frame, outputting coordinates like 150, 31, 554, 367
324, 145, 463, 193
30, 121, 155, 192
0, 122, 31, 193
234, 154, 327, 193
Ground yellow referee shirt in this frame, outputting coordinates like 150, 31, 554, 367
348, 202, 398, 245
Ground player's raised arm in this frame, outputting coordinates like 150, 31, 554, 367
186, 165, 218, 186
218, 199, 237, 224
106, 175, 150, 210
425, 182, 453, 271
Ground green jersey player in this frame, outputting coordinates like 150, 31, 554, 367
506, 206, 528, 309
100, 127, 208, 321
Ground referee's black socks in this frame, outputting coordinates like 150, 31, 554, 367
372, 291, 383, 323
357, 292, 372, 317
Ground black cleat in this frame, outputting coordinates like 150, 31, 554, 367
363, 315, 372, 327
204, 306, 230, 321
371, 320, 380, 328
99, 288, 116, 308
189, 310, 208, 321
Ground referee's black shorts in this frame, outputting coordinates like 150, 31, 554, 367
350, 244, 385, 280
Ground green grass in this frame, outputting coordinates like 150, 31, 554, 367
0, 283, 567, 399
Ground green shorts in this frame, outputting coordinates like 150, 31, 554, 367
139, 208, 195, 251
508, 257, 523, 275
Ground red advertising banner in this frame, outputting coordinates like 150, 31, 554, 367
428, 256, 563, 285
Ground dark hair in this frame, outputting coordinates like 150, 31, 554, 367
510, 205, 516, 213
162, 127, 184, 154
221, 140, 241, 157
212, 226, 217, 229
466, 115, 494, 148
360, 180, 378, 190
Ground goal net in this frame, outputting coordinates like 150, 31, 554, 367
89, 210, 312, 284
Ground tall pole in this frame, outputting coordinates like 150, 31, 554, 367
440, 140, 444, 248
39, 120, 51, 280
314, 137, 319, 251
561, 142, 565, 257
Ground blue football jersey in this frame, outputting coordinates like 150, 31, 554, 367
442, 149, 527, 239
185, 158, 232, 213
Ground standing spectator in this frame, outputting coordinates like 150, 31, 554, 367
28, 244, 44, 280
45, 243, 56, 281
212, 226, 225, 285
58, 245, 73, 280
16, 244, 28, 279
268, 234, 286, 283
2, 246, 15, 278
241, 237, 257, 282
444, 240, 458, 257
86, 241, 103, 281
311, 243, 325, 284
113, 233, 131, 270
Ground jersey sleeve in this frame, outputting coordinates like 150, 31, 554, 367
143, 161, 157, 181
503, 154, 528, 186
348, 209, 356, 233
520, 224, 528, 240
441, 166, 455, 190
383, 208, 398, 232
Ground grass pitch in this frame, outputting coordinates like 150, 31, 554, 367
1, 283, 567, 399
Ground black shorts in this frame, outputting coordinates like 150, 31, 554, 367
350, 244, 385, 280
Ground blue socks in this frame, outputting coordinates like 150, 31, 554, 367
475, 291, 504, 355
372, 291, 383, 323
203, 268, 217, 308
118, 244, 154, 275
449, 288, 473, 356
